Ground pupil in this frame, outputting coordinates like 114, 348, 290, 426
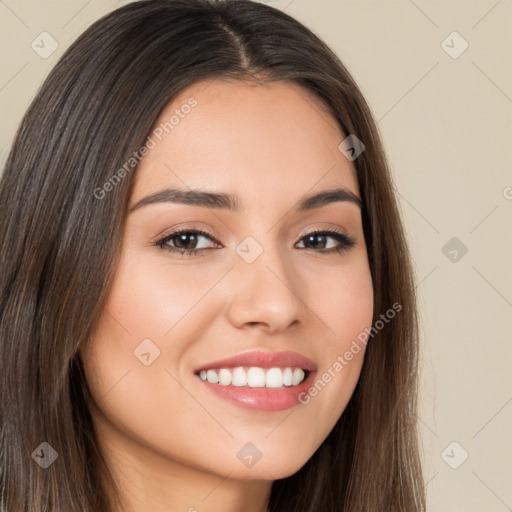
307, 234, 326, 249
177, 233, 197, 249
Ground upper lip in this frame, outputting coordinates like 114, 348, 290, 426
194, 350, 317, 373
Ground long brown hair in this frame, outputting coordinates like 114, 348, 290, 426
0, 1, 425, 510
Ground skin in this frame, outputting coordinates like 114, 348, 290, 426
80, 78, 374, 512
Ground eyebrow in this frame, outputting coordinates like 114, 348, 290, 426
129, 186, 362, 214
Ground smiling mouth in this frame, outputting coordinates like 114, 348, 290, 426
195, 366, 309, 388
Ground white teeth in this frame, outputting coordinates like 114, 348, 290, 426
218, 368, 232, 386
206, 369, 219, 384
199, 366, 307, 388
247, 367, 266, 387
283, 367, 293, 386
232, 367, 247, 386
292, 368, 305, 386
265, 367, 284, 388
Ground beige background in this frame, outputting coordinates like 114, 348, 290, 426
1, 1, 511, 510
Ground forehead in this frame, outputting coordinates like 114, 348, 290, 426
131, 79, 359, 204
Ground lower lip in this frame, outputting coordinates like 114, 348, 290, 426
197, 372, 316, 412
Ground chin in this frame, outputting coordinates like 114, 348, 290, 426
227, 447, 315, 481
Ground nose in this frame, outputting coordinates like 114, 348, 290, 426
225, 242, 305, 333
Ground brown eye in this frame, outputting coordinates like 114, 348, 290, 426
296, 230, 356, 254
155, 229, 220, 256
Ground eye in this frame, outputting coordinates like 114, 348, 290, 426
154, 227, 356, 257
154, 228, 220, 257
296, 228, 356, 254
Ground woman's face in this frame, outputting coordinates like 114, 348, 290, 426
81, 79, 373, 484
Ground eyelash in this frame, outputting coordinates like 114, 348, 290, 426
154, 227, 356, 257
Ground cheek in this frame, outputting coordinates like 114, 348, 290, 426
78, 256, 219, 428
104, 252, 223, 341
323, 271, 374, 338
312, 254, 374, 355
296, 261, 373, 434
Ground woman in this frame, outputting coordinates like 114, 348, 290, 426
0, 0, 425, 510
